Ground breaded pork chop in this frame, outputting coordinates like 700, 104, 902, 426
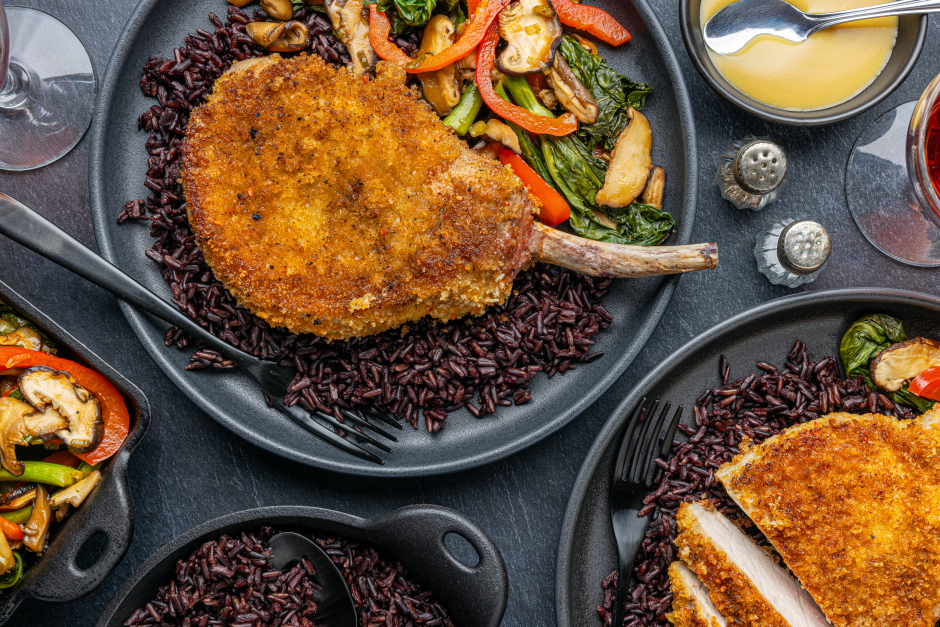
666, 561, 727, 627
183, 55, 717, 340
716, 409, 940, 627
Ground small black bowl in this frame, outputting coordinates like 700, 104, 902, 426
95, 505, 508, 627
680, 0, 928, 126
0, 281, 151, 624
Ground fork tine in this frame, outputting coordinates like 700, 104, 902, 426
638, 402, 674, 485
628, 400, 663, 484
314, 411, 393, 453
270, 398, 384, 464
613, 398, 648, 484
340, 409, 399, 442
360, 406, 405, 430
659, 405, 684, 459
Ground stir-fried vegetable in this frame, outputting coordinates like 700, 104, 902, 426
910, 366, 940, 401
499, 148, 570, 225
0, 462, 86, 488
0, 551, 21, 589
443, 83, 484, 134
551, 0, 630, 46
839, 315, 936, 412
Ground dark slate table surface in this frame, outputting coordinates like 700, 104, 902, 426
1, 0, 938, 625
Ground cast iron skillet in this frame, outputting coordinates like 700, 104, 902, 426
680, 0, 927, 126
88, 0, 698, 476
554, 288, 940, 627
95, 505, 507, 627
0, 281, 151, 624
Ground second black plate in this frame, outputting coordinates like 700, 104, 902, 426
554, 288, 940, 627
89, 0, 698, 475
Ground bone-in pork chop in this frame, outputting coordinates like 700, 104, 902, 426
182, 54, 717, 340
716, 409, 940, 627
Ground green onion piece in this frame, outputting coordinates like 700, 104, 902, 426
502, 75, 555, 117
77, 461, 101, 474
468, 121, 489, 138
442, 83, 484, 135
0, 462, 85, 488
0, 552, 22, 589
1, 506, 30, 525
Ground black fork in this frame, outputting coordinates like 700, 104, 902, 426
0, 192, 405, 464
609, 398, 683, 627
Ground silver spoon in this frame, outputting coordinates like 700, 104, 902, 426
266, 532, 357, 627
704, 0, 940, 55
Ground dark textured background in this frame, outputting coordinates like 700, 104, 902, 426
0, 1, 938, 625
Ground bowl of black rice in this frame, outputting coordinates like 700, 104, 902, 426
95, 505, 507, 627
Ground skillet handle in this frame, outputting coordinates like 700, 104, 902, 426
363, 505, 508, 627
23, 463, 135, 602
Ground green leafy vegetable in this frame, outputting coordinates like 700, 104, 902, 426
839, 314, 935, 412
291, 1, 327, 13
364, 0, 466, 36
500, 75, 673, 246
557, 36, 652, 152
0, 552, 22, 590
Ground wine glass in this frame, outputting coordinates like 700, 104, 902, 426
0, 2, 96, 171
845, 71, 940, 266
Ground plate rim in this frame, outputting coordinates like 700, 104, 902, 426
88, 0, 699, 476
553, 287, 940, 627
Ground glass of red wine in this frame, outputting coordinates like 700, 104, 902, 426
0, 1, 96, 171
845, 72, 940, 266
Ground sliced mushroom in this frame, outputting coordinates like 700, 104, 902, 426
226, 0, 254, 6
0, 532, 12, 575
324, 0, 377, 75
483, 119, 522, 154
641, 166, 666, 209
870, 337, 940, 392
496, 0, 563, 75
473, 140, 501, 160
50, 470, 101, 509
415, 15, 462, 116
457, 48, 478, 81
55, 503, 71, 523
0, 397, 68, 476
246, 21, 311, 52
595, 107, 653, 208
570, 32, 598, 55
246, 21, 286, 47
23, 483, 50, 554
0, 484, 35, 511
260, 0, 294, 21
544, 55, 598, 123
0, 327, 44, 353
18, 367, 103, 454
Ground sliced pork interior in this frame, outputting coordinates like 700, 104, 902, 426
716, 408, 940, 627
666, 560, 727, 627
674, 501, 830, 627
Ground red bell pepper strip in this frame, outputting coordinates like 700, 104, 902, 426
0, 516, 22, 542
910, 366, 940, 401
551, 0, 631, 46
499, 148, 570, 226
370, 0, 509, 73
477, 24, 578, 136
0, 348, 129, 466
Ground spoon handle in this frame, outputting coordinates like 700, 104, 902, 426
808, 0, 940, 32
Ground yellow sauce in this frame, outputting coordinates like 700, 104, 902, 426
700, 0, 898, 111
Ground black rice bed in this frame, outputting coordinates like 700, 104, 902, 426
123, 526, 454, 627
594, 340, 920, 627
120, 4, 613, 435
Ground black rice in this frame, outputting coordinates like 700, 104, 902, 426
121, 4, 613, 435
595, 340, 920, 627
124, 526, 454, 627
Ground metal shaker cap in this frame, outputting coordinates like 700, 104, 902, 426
778, 220, 831, 275
733, 140, 788, 195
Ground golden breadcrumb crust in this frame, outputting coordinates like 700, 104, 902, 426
182, 54, 534, 339
675, 502, 793, 627
716, 409, 940, 627
666, 561, 724, 627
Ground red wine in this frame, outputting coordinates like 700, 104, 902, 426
925, 102, 940, 196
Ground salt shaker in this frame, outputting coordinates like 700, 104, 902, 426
754, 218, 831, 287
717, 136, 788, 210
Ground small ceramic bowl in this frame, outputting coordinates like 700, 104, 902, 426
95, 505, 508, 627
680, 0, 927, 126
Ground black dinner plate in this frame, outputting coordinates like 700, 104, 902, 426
89, 0, 698, 475
95, 505, 507, 627
554, 288, 940, 627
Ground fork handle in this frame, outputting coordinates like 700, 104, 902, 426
0, 193, 252, 366
610, 507, 649, 627
807, 0, 940, 33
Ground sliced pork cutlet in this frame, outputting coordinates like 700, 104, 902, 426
716, 409, 940, 627
675, 501, 830, 627
667, 561, 728, 627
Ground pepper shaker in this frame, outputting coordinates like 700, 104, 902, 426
754, 218, 831, 287
717, 136, 789, 210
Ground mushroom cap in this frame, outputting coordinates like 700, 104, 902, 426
870, 337, 940, 392
496, 0, 564, 76
18, 366, 103, 454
